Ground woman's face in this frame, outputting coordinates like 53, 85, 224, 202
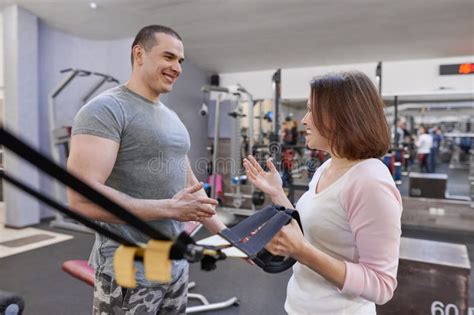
301, 96, 331, 152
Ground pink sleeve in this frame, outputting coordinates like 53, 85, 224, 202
340, 164, 402, 305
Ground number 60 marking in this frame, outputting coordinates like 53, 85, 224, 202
431, 301, 459, 315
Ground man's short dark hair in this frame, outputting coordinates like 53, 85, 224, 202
130, 25, 182, 66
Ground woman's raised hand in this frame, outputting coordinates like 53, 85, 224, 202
243, 155, 283, 198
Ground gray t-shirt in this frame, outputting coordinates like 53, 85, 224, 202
72, 85, 190, 286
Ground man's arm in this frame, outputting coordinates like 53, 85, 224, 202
185, 156, 226, 234
67, 135, 216, 223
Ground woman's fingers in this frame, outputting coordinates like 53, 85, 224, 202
266, 158, 278, 173
243, 161, 257, 183
243, 158, 259, 177
265, 242, 278, 255
243, 258, 256, 265
247, 171, 257, 181
248, 155, 264, 174
243, 162, 257, 181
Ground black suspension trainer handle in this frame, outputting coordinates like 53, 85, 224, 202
219, 204, 304, 273
252, 208, 303, 273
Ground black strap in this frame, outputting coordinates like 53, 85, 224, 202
223, 205, 279, 243
219, 204, 303, 273
0, 170, 136, 246
0, 127, 170, 241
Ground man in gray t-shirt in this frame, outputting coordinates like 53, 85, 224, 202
68, 25, 225, 315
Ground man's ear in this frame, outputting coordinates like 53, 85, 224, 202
133, 45, 144, 66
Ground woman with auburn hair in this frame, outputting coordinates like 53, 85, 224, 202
244, 71, 402, 314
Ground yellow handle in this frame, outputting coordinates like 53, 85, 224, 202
144, 240, 173, 283
113, 245, 139, 288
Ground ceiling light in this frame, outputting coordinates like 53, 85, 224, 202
90, 2, 97, 9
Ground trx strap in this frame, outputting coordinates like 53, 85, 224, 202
219, 204, 303, 273
0, 170, 135, 247
0, 127, 225, 287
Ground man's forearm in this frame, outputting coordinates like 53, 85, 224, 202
67, 182, 174, 224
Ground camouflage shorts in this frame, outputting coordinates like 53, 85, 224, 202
92, 267, 188, 315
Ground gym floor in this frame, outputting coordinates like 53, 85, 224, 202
0, 164, 473, 314
0, 221, 472, 314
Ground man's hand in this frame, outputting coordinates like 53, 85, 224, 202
171, 182, 218, 222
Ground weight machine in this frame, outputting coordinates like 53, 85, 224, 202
201, 84, 267, 220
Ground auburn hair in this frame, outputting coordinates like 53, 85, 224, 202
310, 71, 390, 160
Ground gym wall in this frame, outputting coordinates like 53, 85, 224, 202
2, 5, 41, 227
0, 12, 3, 102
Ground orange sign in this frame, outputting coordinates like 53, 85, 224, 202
458, 63, 474, 74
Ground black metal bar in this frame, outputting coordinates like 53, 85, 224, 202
376, 61, 382, 95
0, 170, 136, 246
82, 73, 120, 103
394, 96, 399, 147
82, 77, 108, 103
271, 69, 281, 144
0, 127, 171, 241
383, 98, 473, 104
51, 72, 79, 98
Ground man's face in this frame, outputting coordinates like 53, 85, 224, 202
136, 33, 184, 94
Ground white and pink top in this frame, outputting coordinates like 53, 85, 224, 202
285, 158, 403, 314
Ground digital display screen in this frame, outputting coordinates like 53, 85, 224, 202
439, 63, 474, 75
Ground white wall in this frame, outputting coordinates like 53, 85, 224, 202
383, 57, 474, 94
3, 5, 41, 227
0, 10, 3, 225
220, 69, 275, 99
0, 12, 3, 103
220, 56, 474, 100
283, 63, 377, 99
